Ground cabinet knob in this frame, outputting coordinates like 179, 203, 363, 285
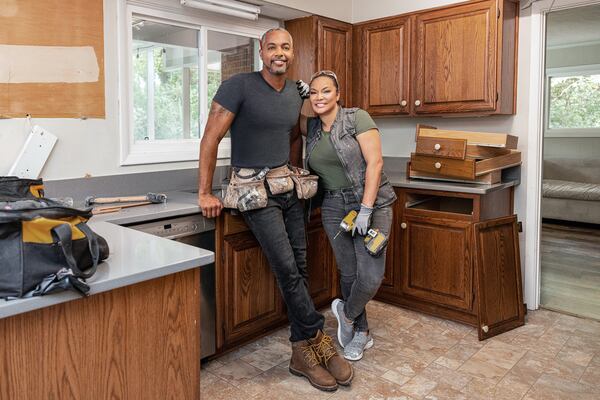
434, 162, 442, 169
401, 100, 407, 107
401, 222, 407, 229
482, 325, 489, 333
434, 143, 441, 151
414, 100, 422, 106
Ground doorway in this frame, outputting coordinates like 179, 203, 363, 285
539, 3, 600, 319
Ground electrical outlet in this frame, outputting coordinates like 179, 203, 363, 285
8, 125, 58, 179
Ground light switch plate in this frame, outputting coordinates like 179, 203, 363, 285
8, 125, 58, 179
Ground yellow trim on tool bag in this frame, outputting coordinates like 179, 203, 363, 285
22, 217, 87, 244
29, 184, 45, 198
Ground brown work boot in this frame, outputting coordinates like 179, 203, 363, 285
289, 340, 338, 392
309, 330, 354, 386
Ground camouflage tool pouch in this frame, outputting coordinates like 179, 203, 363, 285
265, 165, 294, 195
222, 168, 269, 212
290, 167, 319, 200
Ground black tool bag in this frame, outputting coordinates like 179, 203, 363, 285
0, 197, 110, 299
0, 176, 45, 200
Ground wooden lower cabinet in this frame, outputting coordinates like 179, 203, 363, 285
401, 214, 473, 313
375, 186, 524, 339
220, 230, 287, 349
306, 218, 338, 309
215, 211, 338, 353
1, 269, 200, 399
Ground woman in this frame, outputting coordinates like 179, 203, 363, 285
300, 70, 397, 361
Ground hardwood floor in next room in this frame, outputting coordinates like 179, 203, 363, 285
541, 221, 600, 321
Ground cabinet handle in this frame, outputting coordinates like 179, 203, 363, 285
401, 100, 407, 107
414, 100, 421, 106
401, 222, 407, 229
434, 143, 441, 151
482, 325, 489, 333
434, 162, 442, 169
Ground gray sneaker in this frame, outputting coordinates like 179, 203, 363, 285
331, 299, 354, 348
344, 331, 374, 361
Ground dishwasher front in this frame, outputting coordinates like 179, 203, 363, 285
124, 214, 216, 359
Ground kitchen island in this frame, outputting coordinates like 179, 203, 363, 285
0, 220, 213, 400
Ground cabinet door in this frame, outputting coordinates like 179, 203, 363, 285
474, 215, 524, 340
306, 221, 337, 309
401, 214, 473, 312
358, 17, 411, 115
221, 232, 287, 347
317, 18, 353, 107
413, 0, 498, 113
378, 189, 403, 297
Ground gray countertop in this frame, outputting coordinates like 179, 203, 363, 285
387, 172, 519, 194
1, 170, 518, 319
0, 213, 214, 320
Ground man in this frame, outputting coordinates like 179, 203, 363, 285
198, 28, 352, 392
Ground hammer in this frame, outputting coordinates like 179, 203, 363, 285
85, 192, 167, 207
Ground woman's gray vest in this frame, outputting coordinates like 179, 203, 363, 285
306, 107, 397, 208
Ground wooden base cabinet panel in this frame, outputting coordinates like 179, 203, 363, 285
215, 212, 338, 354
220, 231, 287, 348
376, 187, 524, 339
0, 270, 200, 400
401, 215, 473, 312
307, 220, 338, 309
474, 215, 524, 340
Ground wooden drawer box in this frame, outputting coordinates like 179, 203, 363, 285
415, 136, 467, 159
410, 151, 521, 181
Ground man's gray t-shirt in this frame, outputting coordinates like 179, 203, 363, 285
213, 72, 303, 168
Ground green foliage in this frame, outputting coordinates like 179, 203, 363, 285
549, 74, 600, 129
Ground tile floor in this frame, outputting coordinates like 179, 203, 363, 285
201, 301, 600, 399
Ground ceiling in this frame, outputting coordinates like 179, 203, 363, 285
547, 4, 600, 48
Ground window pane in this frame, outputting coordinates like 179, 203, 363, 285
207, 31, 261, 137
549, 74, 600, 129
132, 20, 199, 141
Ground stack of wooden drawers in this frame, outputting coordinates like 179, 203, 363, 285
409, 125, 521, 184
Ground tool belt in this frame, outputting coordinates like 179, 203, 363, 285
222, 165, 319, 212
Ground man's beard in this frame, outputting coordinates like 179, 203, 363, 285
268, 60, 287, 75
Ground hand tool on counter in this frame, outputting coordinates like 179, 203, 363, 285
332, 210, 389, 256
91, 201, 154, 215
85, 192, 167, 207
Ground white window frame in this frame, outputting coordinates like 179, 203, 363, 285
118, 1, 276, 165
544, 64, 600, 137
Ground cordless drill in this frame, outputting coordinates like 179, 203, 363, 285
333, 210, 389, 256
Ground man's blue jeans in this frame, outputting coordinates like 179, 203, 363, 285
241, 189, 324, 342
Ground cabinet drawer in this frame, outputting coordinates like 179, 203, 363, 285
410, 154, 475, 180
415, 137, 467, 159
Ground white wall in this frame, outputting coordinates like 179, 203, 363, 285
0, 0, 277, 180
264, 0, 352, 22
351, 0, 460, 22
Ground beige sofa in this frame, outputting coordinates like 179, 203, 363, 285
542, 158, 600, 225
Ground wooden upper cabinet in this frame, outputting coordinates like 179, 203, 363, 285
286, 16, 353, 107
355, 17, 411, 115
413, 0, 497, 113
354, 0, 518, 116
317, 18, 353, 107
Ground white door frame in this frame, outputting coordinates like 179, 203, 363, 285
525, 0, 600, 310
